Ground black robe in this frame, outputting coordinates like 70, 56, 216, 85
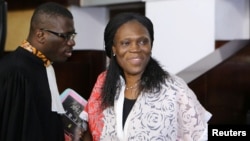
0, 47, 65, 141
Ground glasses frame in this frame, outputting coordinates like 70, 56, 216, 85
40, 29, 77, 41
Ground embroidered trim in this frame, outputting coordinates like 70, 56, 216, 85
20, 40, 51, 67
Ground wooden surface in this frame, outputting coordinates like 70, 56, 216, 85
53, 50, 106, 100
189, 42, 250, 124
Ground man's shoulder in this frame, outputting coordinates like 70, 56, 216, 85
0, 47, 39, 74
0, 47, 21, 64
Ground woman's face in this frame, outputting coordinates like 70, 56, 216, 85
112, 20, 152, 77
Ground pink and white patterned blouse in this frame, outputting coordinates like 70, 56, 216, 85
85, 71, 212, 141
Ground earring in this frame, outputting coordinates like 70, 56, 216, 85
113, 53, 116, 56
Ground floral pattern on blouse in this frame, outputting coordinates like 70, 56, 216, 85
85, 71, 211, 141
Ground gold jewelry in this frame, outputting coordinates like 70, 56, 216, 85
125, 82, 139, 90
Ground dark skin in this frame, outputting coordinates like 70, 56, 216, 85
27, 15, 76, 63
112, 20, 152, 99
26, 15, 85, 140
81, 128, 92, 141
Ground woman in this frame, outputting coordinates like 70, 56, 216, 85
84, 12, 212, 141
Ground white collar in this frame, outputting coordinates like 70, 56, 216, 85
46, 65, 65, 114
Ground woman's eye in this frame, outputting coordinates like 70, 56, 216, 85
138, 39, 149, 46
138, 41, 145, 46
121, 41, 130, 47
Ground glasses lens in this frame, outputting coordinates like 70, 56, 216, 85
41, 29, 76, 41
68, 33, 76, 40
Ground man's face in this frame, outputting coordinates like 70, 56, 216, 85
41, 16, 76, 62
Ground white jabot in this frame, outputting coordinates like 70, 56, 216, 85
46, 65, 65, 114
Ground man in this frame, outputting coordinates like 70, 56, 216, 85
0, 2, 76, 141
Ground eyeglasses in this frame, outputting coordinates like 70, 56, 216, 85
40, 29, 77, 41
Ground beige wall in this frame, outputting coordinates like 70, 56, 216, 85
5, 9, 34, 51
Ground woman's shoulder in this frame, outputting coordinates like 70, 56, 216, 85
165, 73, 189, 88
97, 70, 107, 79
162, 73, 199, 99
88, 70, 108, 99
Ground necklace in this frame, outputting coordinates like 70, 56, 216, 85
125, 82, 139, 90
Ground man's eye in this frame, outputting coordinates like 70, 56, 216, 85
61, 34, 68, 39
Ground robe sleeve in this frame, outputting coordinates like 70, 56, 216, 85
0, 71, 43, 141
